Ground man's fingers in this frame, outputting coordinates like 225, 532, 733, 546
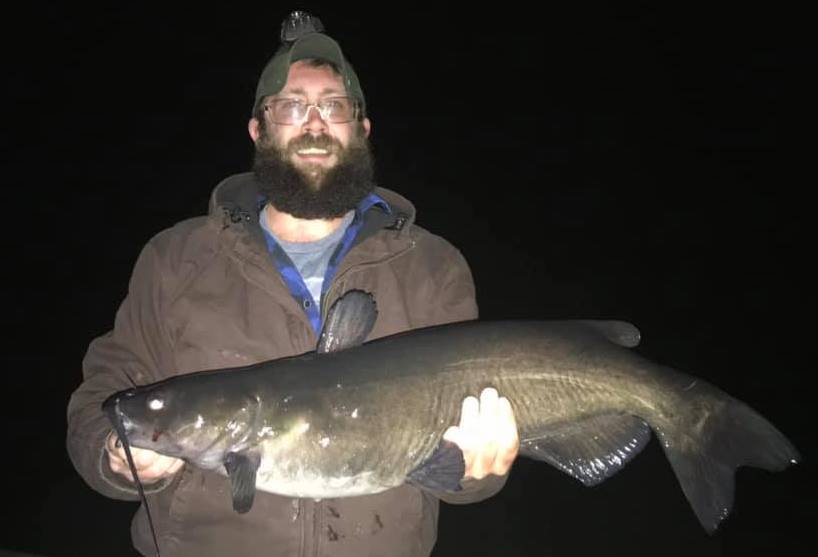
459, 395, 480, 432
109, 451, 183, 482
111, 445, 157, 469
166, 457, 185, 475
472, 388, 500, 478
460, 388, 497, 479
142, 455, 184, 480
478, 388, 499, 433
105, 431, 183, 481
108, 453, 139, 482
495, 397, 520, 472
447, 389, 521, 479
106, 432, 120, 454
156, 455, 184, 476
493, 396, 518, 448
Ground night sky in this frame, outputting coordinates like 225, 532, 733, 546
3, 4, 812, 556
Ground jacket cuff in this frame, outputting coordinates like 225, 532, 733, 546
435, 472, 509, 505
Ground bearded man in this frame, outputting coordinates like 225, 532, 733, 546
67, 12, 519, 557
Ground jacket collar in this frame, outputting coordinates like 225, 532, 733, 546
209, 172, 415, 226
207, 173, 418, 279
207, 172, 419, 329
208, 172, 416, 241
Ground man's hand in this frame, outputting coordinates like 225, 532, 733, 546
443, 387, 520, 480
105, 432, 184, 483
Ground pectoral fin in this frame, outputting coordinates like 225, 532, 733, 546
407, 439, 465, 492
317, 290, 378, 353
521, 413, 651, 486
224, 450, 261, 513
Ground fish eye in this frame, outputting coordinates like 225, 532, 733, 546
148, 397, 165, 411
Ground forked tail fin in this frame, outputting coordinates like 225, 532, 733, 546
658, 395, 800, 533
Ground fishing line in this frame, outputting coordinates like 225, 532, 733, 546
110, 399, 163, 557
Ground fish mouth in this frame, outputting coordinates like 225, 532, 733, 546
101, 391, 121, 420
102, 391, 138, 436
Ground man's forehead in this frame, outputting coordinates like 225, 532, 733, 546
281, 62, 347, 96
280, 85, 347, 98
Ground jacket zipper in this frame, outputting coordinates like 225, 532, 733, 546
312, 500, 322, 557
300, 241, 415, 555
296, 498, 322, 557
298, 499, 305, 557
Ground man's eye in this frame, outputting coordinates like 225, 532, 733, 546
324, 99, 351, 110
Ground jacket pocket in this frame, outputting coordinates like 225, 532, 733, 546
318, 485, 435, 557
168, 467, 232, 522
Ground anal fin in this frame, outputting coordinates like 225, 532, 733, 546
521, 413, 651, 486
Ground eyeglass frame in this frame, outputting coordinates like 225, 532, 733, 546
262, 96, 362, 125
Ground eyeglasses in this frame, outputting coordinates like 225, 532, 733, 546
263, 96, 359, 125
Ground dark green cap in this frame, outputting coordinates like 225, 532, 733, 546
253, 12, 366, 115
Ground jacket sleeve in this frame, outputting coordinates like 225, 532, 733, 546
416, 238, 511, 505
415, 237, 479, 328
66, 240, 178, 500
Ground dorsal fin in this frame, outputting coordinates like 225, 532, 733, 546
316, 290, 378, 353
578, 320, 642, 347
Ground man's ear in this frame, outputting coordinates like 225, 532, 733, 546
248, 118, 261, 142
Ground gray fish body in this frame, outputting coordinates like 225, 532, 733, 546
109, 318, 799, 533
250, 321, 665, 487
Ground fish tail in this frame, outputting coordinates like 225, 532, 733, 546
659, 392, 800, 533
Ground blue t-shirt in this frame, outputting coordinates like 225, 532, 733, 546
258, 193, 391, 335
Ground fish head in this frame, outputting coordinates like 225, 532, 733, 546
103, 378, 261, 468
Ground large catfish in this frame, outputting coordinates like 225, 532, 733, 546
104, 290, 799, 536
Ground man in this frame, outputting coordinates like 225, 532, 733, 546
67, 12, 519, 557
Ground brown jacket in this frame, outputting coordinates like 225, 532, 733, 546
66, 173, 506, 557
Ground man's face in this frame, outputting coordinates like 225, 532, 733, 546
248, 61, 376, 219
250, 61, 371, 185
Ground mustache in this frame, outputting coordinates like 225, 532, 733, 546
286, 134, 341, 153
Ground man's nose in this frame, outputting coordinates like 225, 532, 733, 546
301, 105, 328, 134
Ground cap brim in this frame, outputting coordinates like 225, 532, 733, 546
289, 34, 346, 68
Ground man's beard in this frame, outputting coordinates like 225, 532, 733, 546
253, 126, 376, 219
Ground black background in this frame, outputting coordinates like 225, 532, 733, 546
2, 3, 812, 556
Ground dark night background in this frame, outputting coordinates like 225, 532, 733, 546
2, 3, 812, 556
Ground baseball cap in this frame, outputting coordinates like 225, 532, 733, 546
253, 12, 366, 115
